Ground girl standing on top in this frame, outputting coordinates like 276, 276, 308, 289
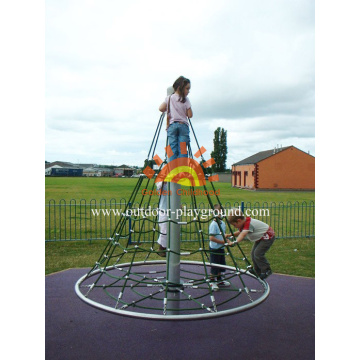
159, 76, 193, 162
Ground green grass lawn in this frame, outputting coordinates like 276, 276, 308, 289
45, 177, 315, 277
45, 177, 315, 204
45, 237, 314, 278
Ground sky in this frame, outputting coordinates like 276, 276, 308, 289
45, 0, 314, 167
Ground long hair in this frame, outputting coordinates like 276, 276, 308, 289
172, 76, 190, 103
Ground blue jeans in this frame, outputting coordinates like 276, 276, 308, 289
209, 246, 226, 277
167, 122, 190, 162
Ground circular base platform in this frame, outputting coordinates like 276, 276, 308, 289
75, 260, 270, 320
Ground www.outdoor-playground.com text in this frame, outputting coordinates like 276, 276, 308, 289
91, 207, 270, 219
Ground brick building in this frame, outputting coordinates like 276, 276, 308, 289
114, 165, 135, 177
231, 146, 315, 190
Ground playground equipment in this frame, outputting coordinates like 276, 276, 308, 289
75, 90, 270, 320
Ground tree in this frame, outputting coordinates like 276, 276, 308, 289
143, 159, 155, 169
210, 127, 227, 172
200, 159, 213, 175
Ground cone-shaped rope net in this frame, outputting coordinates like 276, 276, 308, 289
75, 113, 270, 320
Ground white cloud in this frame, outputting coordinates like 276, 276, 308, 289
45, 0, 315, 167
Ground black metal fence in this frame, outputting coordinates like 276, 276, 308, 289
45, 199, 315, 242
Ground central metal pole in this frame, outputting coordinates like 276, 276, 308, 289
165, 86, 182, 315
167, 182, 181, 286
166, 182, 181, 315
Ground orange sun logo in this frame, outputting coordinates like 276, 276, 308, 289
142, 143, 219, 186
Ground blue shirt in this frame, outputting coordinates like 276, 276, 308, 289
209, 219, 226, 249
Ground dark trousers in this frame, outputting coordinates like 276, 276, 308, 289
209, 247, 226, 278
251, 236, 275, 274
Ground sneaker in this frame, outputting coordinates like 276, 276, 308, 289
210, 282, 219, 291
260, 269, 272, 280
158, 245, 166, 257
217, 280, 231, 287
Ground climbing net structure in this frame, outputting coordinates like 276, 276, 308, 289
75, 112, 270, 320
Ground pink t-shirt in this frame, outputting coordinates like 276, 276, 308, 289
164, 94, 191, 126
